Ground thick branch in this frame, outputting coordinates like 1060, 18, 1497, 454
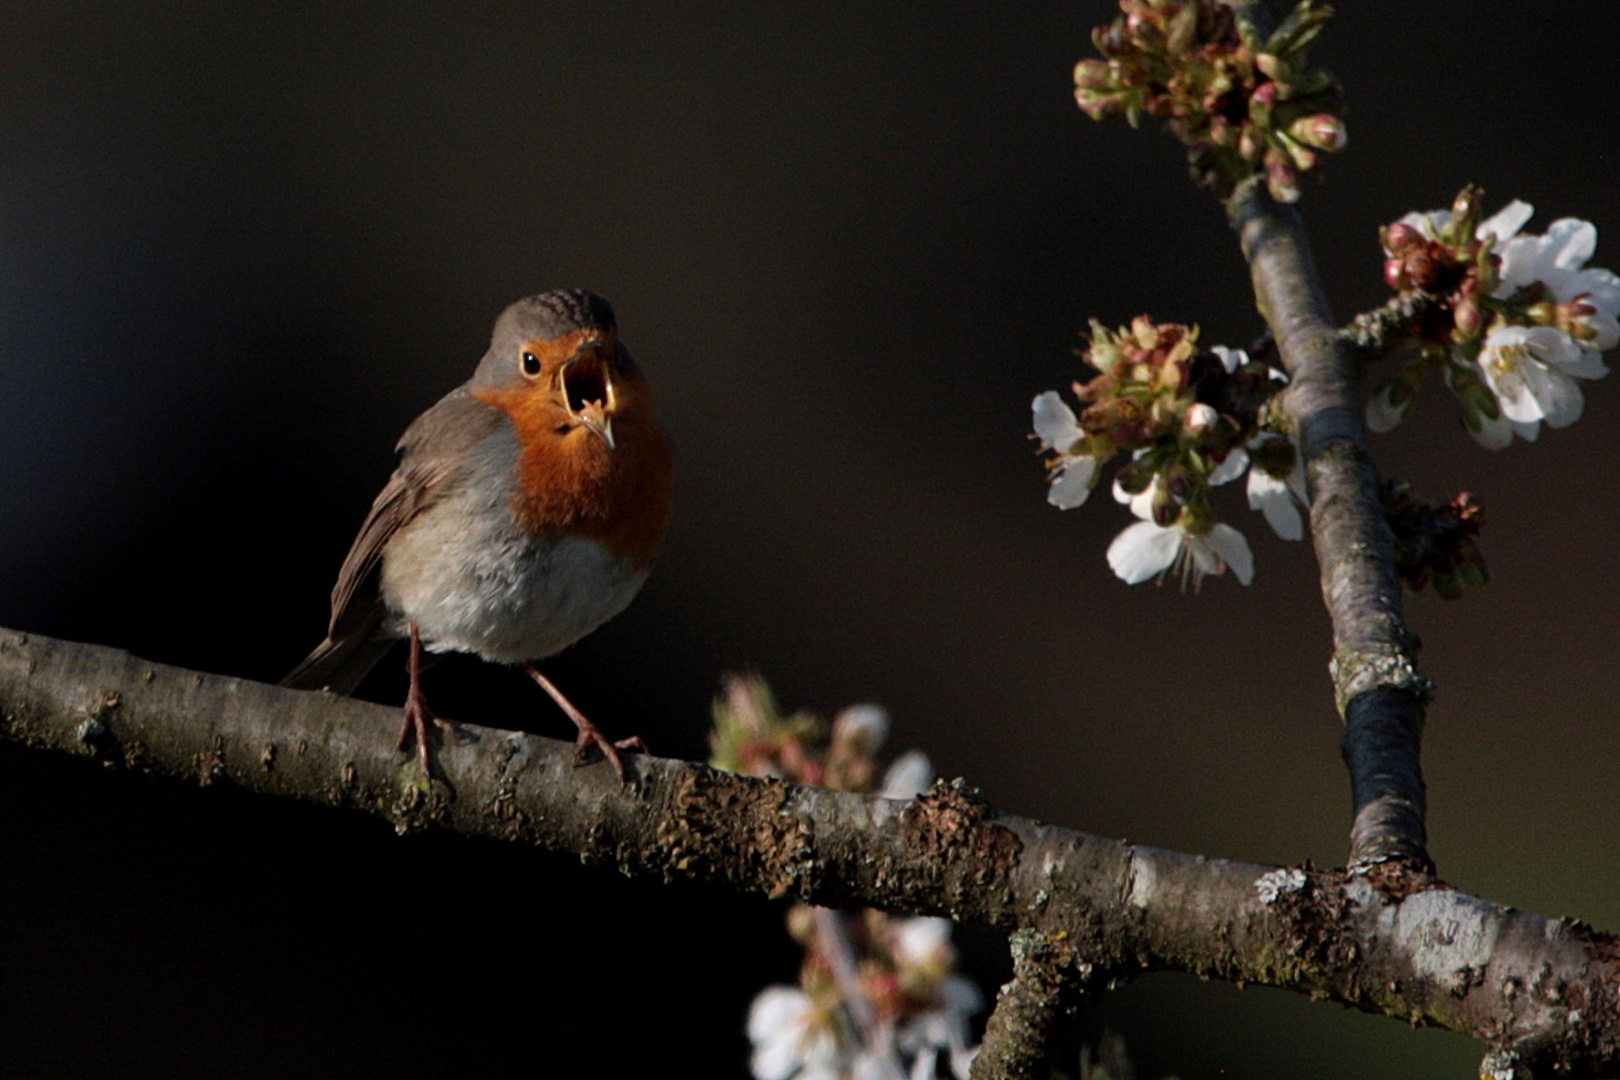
0, 627, 1616, 1074
1228, 179, 1432, 871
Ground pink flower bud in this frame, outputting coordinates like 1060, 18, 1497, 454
1288, 113, 1347, 152
1452, 297, 1482, 339
1384, 258, 1409, 292
1383, 222, 1423, 254
1265, 152, 1299, 203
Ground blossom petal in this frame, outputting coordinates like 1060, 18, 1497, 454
832, 704, 889, 754
1495, 234, 1548, 293
1524, 365, 1584, 428
1365, 382, 1408, 433
1563, 348, 1611, 380
940, 974, 985, 1017
1566, 267, 1620, 314
749, 987, 812, 1080
1477, 199, 1534, 246
1107, 521, 1180, 584
1210, 345, 1247, 373
892, 917, 952, 967
1511, 419, 1541, 443
1207, 446, 1250, 486
1047, 456, 1096, 509
1545, 218, 1598, 271
1248, 468, 1303, 540
880, 750, 934, 800
1468, 410, 1515, 450
1204, 523, 1255, 585
1031, 391, 1081, 450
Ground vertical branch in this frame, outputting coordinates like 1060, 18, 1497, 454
1227, 179, 1434, 871
968, 931, 1094, 1080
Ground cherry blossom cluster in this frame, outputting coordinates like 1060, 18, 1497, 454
1380, 480, 1486, 599
1032, 317, 1304, 588
1073, 0, 1345, 202
1369, 187, 1617, 449
711, 676, 981, 1080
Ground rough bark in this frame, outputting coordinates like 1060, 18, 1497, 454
0, 627, 1616, 1076
970, 931, 1096, 1080
1228, 178, 1433, 872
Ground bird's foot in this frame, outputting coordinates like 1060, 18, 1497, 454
397, 683, 457, 777
570, 718, 644, 781
525, 666, 644, 782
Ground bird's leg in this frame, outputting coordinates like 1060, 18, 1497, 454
523, 666, 645, 781
398, 624, 455, 775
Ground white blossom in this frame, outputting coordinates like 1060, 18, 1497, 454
1031, 391, 1096, 509
1106, 510, 1254, 587
1475, 324, 1606, 443
748, 987, 845, 1080
1398, 198, 1533, 249
1494, 214, 1620, 353
1245, 442, 1307, 541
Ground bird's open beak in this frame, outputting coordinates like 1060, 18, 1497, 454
560, 341, 617, 451
575, 400, 615, 451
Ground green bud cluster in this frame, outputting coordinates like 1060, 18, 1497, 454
1073, 0, 1345, 202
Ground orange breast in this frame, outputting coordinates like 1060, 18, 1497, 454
473, 376, 672, 569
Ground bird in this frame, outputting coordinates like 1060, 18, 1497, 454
282, 289, 673, 779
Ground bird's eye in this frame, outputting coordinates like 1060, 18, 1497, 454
521, 352, 541, 377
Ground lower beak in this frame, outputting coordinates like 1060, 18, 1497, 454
576, 401, 616, 451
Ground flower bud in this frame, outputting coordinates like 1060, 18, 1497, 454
1238, 123, 1262, 161
1280, 135, 1317, 172
1248, 82, 1277, 127
1384, 257, 1410, 292
1183, 402, 1219, 434
1525, 300, 1556, 326
1383, 222, 1423, 254
1404, 250, 1439, 291
1452, 297, 1482, 339
1264, 152, 1299, 203
1288, 113, 1346, 151
1074, 58, 1112, 90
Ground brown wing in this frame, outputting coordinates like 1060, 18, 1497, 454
281, 386, 504, 694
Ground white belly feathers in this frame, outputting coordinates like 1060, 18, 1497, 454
378, 424, 649, 664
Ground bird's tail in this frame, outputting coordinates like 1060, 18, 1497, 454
281, 631, 397, 696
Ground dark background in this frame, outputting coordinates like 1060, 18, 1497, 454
1, 3, 1616, 1076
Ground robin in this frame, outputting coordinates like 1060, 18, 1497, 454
282, 289, 673, 779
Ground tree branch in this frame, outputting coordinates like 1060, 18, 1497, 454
1, 626, 1616, 1075
1228, 178, 1433, 871
970, 931, 1096, 1080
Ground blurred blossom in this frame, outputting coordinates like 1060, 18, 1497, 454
749, 987, 842, 1080
720, 679, 981, 1080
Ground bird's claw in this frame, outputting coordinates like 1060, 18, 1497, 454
570, 720, 643, 781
